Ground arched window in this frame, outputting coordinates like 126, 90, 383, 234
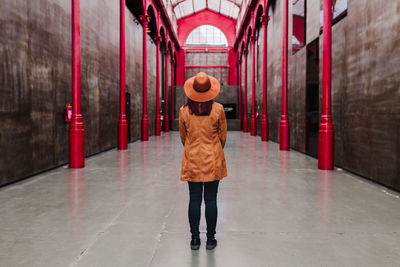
186, 25, 228, 47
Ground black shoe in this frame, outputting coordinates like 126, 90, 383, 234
206, 238, 217, 250
190, 238, 201, 250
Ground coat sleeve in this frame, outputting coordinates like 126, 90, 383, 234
179, 107, 187, 146
218, 105, 227, 148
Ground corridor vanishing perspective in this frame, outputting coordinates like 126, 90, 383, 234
1, 0, 400, 266
1, 133, 399, 267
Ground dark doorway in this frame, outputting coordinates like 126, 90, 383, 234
222, 104, 236, 119
306, 39, 319, 158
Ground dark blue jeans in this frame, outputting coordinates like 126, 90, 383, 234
188, 180, 220, 239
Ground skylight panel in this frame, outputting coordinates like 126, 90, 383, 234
231, 0, 242, 5
178, 0, 194, 18
174, 5, 182, 19
232, 6, 239, 18
172, 0, 242, 20
220, 0, 235, 18
208, 0, 221, 13
193, 0, 206, 12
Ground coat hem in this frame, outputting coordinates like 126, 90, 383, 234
180, 175, 227, 183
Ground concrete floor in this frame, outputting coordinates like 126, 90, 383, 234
1, 132, 400, 267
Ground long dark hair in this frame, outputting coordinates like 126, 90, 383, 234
186, 99, 213, 116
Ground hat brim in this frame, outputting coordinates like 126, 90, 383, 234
183, 75, 220, 102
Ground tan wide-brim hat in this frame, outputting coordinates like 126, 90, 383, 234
184, 72, 220, 102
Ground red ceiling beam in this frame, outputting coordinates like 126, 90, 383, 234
177, 8, 236, 46
174, 1, 241, 20
172, 0, 186, 9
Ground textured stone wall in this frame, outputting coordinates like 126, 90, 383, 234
214, 85, 239, 118
0, 0, 157, 185
246, 44, 252, 128
266, 0, 284, 143
252, 0, 400, 189
240, 54, 245, 121
255, 26, 264, 135
238, 43, 252, 130
326, 0, 400, 189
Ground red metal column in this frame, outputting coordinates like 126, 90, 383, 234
176, 49, 186, 85
118, 0, 128, 150
250, 35, 257, 136
280, 0, 290, 150
164, 49, 169, 132
243, 49, 248, 133
155, 36, 161, 136
318, 0, 334, 170
171, 57, 175, 121
140, 14, 150, 141
69, 0, 85, 168
237, 58, 242, 127
261, 15, 270, 141
228, 49, 238, 85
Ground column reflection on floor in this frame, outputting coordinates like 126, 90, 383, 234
318, 170, 333, 232
279, 150, 289, 205
118, 150, 128, 206
68, 169, 85, 239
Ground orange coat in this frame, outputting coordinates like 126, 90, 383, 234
179, 102, 227, 182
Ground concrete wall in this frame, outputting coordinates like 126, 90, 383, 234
255, 26, 264, 136
249, 0, 400, 190
239, 43, 253, 130
0, 0, 157, 185
326, 0, 400, 189
266, 0, 284, 143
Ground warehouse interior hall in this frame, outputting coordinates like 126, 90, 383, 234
1, 0, 400, 266
1, 132, 400, 267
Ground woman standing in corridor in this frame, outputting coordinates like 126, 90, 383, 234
179, 72, 227, 250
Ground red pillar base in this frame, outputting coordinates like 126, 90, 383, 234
155, 116, 161, 136
141, 116, 149, 141
250, 116, 256, 136
243, 115, 248, 133
69, 115, 85, 168
279, 115, 290, 150
318, 115, 334, 170
118, 114, 128, 150
261, 116, 268, 141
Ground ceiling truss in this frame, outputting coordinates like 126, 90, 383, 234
171, 0, 242, 20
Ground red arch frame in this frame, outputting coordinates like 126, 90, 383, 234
177, 9, 236, 47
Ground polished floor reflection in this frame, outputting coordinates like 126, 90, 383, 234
1, 132, 399, 267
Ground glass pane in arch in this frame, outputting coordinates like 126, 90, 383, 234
186, 25, 228, 47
